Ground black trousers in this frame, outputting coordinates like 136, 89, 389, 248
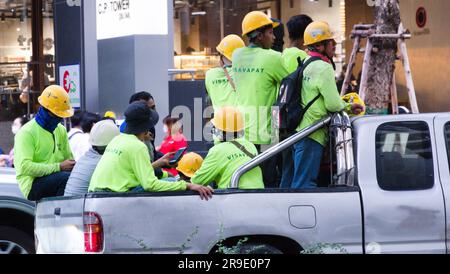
255, 145, 281, 189
27, 172, 71, 201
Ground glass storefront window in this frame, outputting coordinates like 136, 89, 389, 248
173, 0, 279, 80
0, 0, 33, 120
0, 0, 54, 121
0, 0, 54, 154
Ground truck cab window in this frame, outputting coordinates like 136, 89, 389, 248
376, 122, 434, 191
445, 123, 450, 173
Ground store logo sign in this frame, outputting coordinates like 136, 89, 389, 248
59, 65, 81, 108
67, 0, 81, 7
63, 71, 77, 94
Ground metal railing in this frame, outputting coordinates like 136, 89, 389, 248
229, 112, 356, 189
230, 116, 333, 189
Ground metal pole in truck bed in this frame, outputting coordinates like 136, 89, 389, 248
230, 116, 332, 189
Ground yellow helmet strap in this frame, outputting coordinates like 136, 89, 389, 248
248, 24, 272, 40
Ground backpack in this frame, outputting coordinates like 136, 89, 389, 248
273, 56, 321, 136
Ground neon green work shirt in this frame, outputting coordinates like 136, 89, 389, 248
191, 138, 264, 189
205, 67, 237, 112
232, 46, 289, 145
281, 47, 309, 73
298, 57, 351, 147
14, 120, 73, 198
89, 134, 187, 193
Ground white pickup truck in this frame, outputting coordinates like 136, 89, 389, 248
35, 112, 450, 254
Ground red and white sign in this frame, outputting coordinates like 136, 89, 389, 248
59, 64, 81, 108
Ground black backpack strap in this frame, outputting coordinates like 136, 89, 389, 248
299, 56, 322, 114
300, 56, 322, 71
303, 94, 321, 113
297, 56, 303, 67
230, 140, 256, 159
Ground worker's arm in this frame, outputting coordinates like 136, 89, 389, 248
131, 146, 187, 192
14, 130, 60, 178
318, 65, 351, 113
271, 55, 290, 83
191, 149, 220, 187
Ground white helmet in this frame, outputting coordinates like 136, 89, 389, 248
89, 120, 120, 147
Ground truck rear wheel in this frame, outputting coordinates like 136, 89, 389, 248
0, 226, 35, 254
238, 243, 283, 254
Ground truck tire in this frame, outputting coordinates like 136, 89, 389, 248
0, 226, 35, 254
238, 243, 283, 254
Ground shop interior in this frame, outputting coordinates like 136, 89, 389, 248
172, 0, 346, 80
0, 0, 54, 121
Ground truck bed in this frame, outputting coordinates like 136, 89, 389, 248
35, 187, 363, 254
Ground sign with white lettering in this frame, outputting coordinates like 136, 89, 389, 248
59, 64, 81, 108
96, 0, 168, 40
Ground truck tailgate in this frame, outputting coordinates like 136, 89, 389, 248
35, 197, 85, 254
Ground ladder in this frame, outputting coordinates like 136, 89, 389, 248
340, 24, 419, 114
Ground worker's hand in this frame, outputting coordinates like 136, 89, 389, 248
152, 152, 175, 169
351, 103, 365, 116
186, 183, 214, 201
60, 160, 76, 172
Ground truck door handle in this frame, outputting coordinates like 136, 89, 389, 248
54, 208, 61, 217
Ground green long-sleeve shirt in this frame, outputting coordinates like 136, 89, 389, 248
297, 57, 351, 146
281, 47, 309, 73
14, 120, 73, 198
191, 138, 264, 189
205, 67, 237, 112
232, 46, 289, 145
89, 134, 187, 193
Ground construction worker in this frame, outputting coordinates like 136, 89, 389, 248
104, 111, 117, 120
292, 21, 365, 189
89, 102, 213, 200
176, 152, 204, 182
191, 107, 264, 190
205, 34, 245, 112
232, 11, 289, 188
64, 120, 120, 196
279, 14, 313, 189
281, 14, 313, 72
14, 85, 75, 201
233, 11, 289, 146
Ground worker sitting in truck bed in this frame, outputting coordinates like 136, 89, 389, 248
64, 120, 120, 197
89, 101, 213, 200
175, 152, 204, 183
190, 107, 264, 190
14, 85, 75, 201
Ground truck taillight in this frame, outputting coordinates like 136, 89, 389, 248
83, 212, 103, 253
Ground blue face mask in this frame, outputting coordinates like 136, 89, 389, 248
35, 107, 63, 133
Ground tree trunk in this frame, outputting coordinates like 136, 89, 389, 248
365, 0, 401, 114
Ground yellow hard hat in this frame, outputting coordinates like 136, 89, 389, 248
104, 111, 117, 119
304, 21, 335, 46
242, 11, 279, 37
216, 34, 245, 61
212, 107, 244, 133
38, 85, 74, 118
176, 152, 204, 178
342, 92, 366, 116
